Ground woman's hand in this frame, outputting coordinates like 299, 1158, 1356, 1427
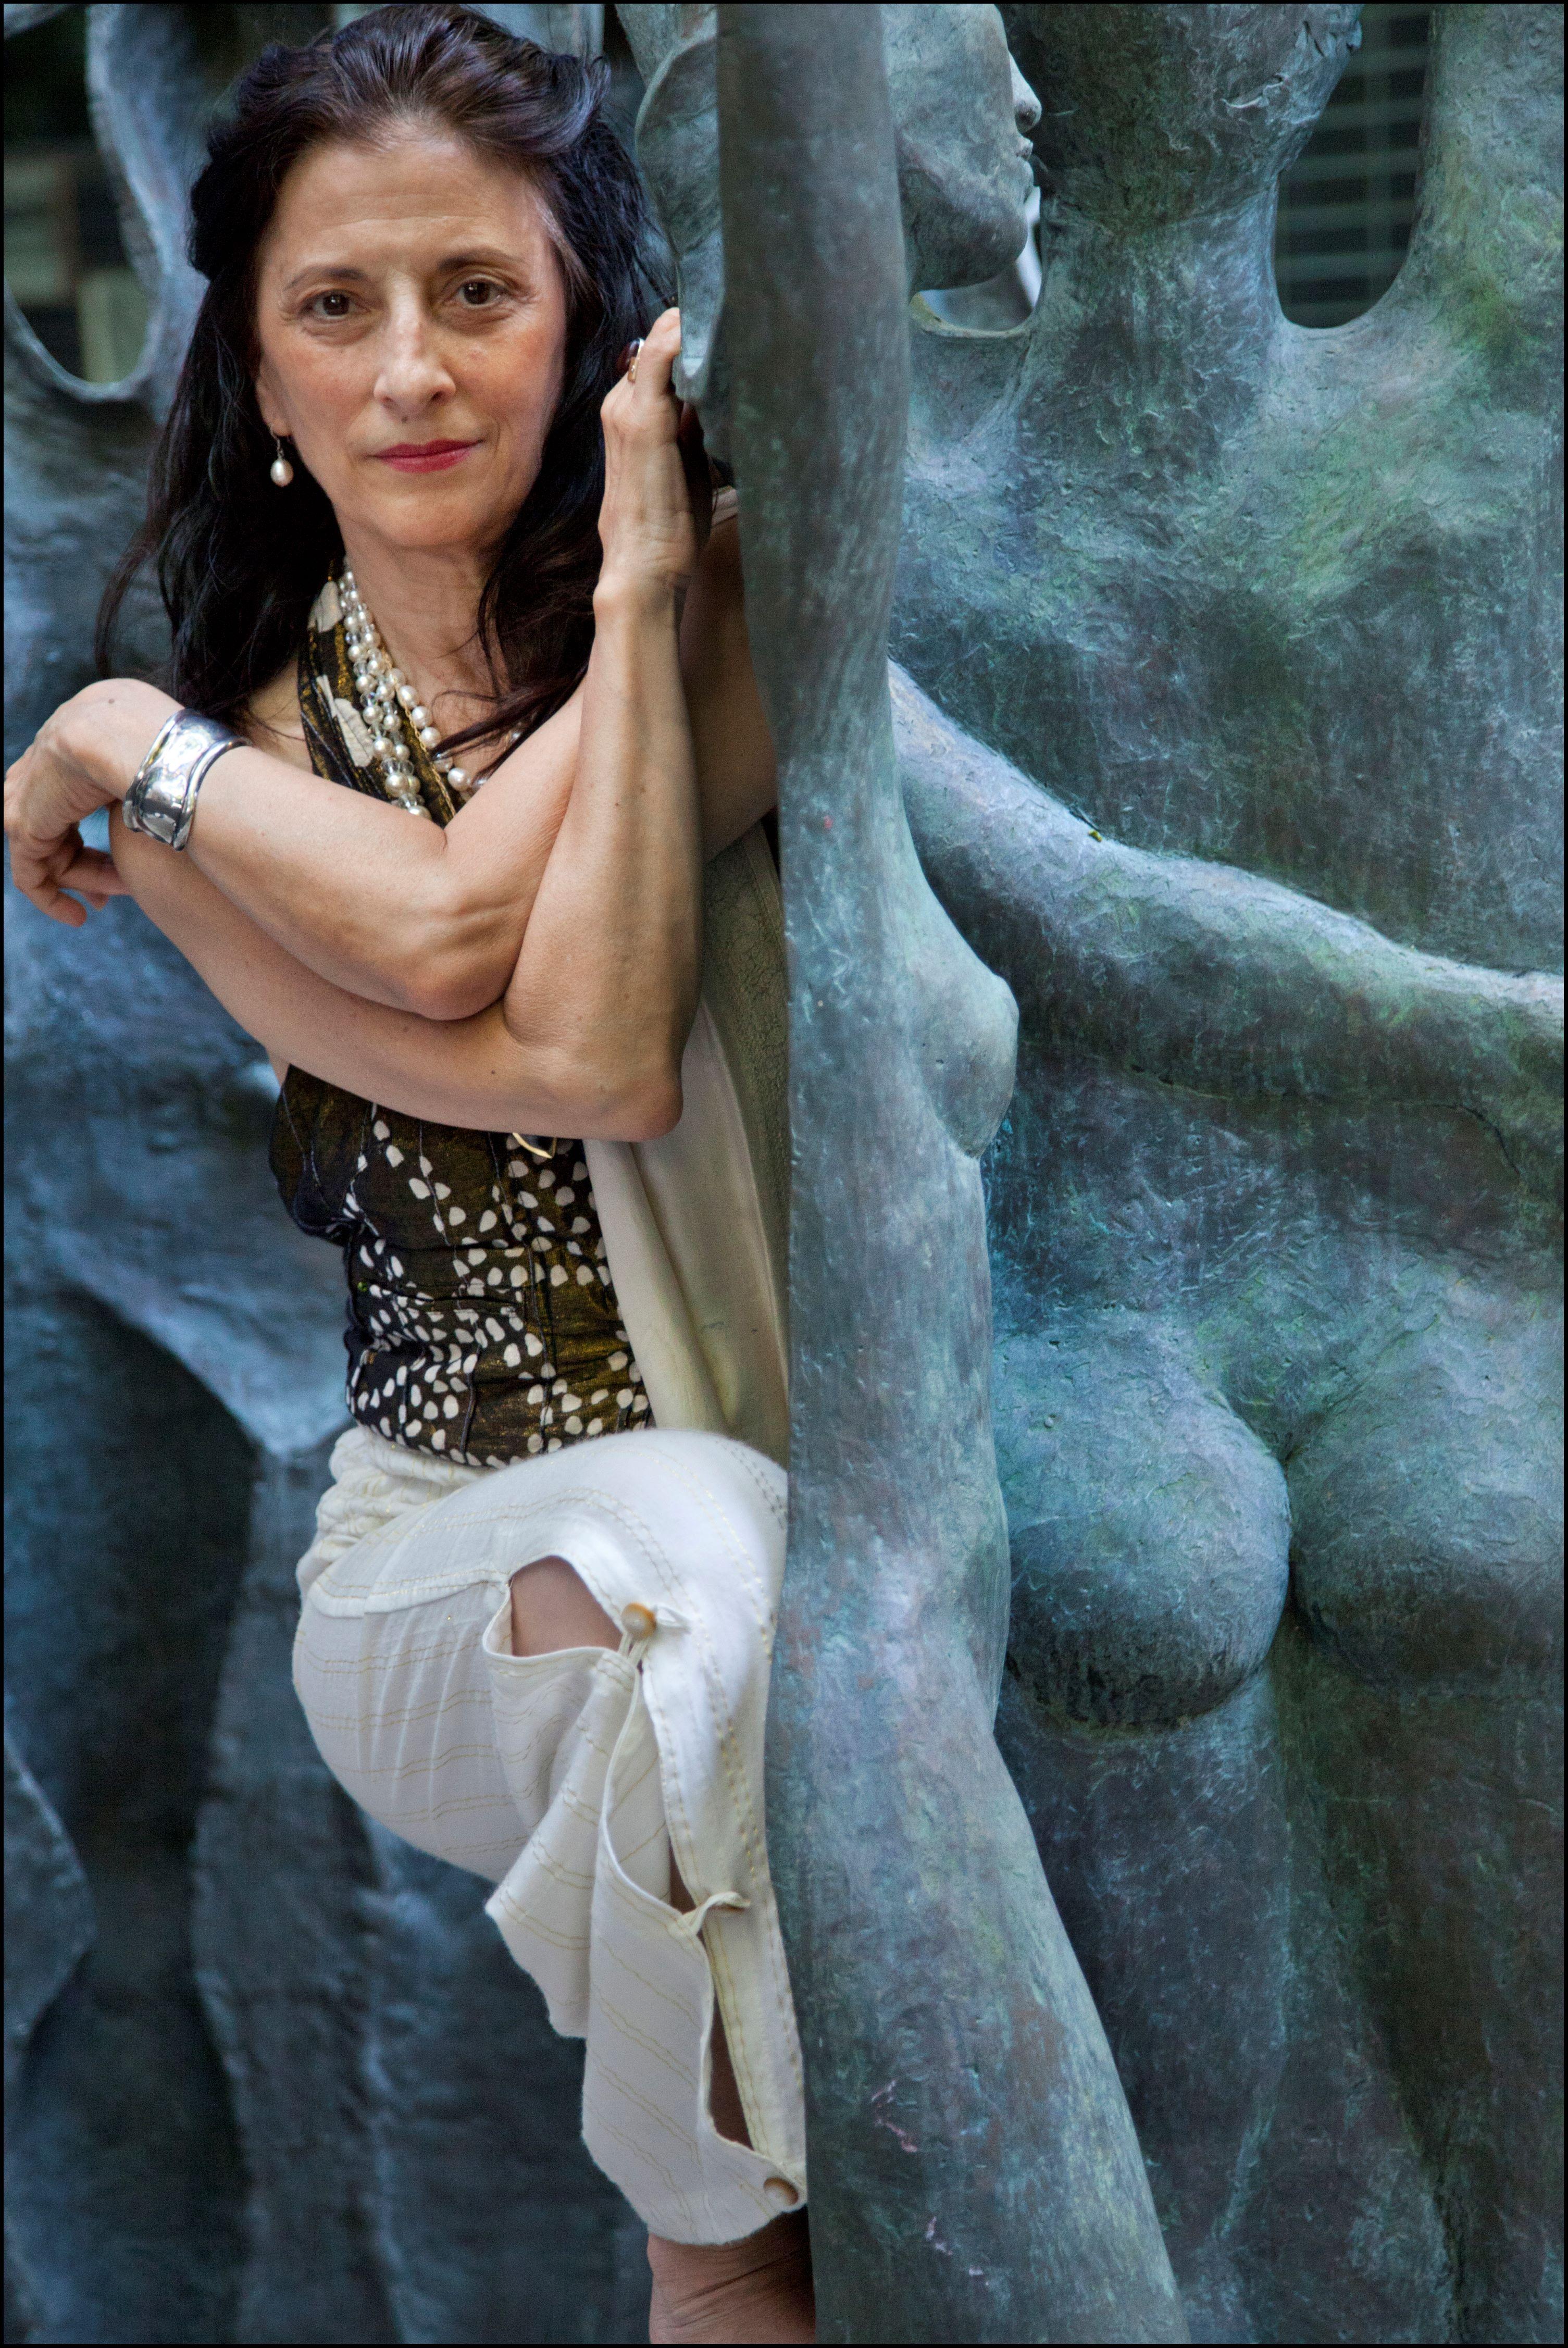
4, 677, 175, 926
596, 308, 710, 603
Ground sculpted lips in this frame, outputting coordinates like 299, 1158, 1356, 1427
375, 439, 480, 473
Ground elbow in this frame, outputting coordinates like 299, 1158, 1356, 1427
399, 888, 519, 1022
611, 1066, 684, 1144
400, 918, 514, 1021
494, 1010, 686, 1142
512, 1038, 683, 1144
403, 961, 505, 1023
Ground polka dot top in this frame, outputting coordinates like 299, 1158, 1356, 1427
267, 580, 652, 1465
271, 1085, 651, 1463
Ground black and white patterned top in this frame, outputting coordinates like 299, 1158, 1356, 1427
268, 573, 653, 1465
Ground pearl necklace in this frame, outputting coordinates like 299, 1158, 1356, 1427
340, 563, 475, 815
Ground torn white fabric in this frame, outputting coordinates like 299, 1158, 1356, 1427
294, 1420, 806, 2244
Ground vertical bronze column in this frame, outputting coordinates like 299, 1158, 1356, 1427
717, 6, 1188, 2339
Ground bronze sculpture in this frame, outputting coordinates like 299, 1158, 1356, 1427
5, 5, 1560, 2340
630, 5, 1562, 2335
897, 11, 1562, 2340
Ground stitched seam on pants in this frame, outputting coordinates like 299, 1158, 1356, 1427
301, 1426, 803, 2226
315, 1473, 769, 1625
589, 1458, 787, 2113
310, 1486, 677, 1606
506, 1840, 596, 1897
594, 1983, 706, 2086
594, 1925, 703, 2030
294, 1621, 494, 1670
493, 1905, 591, 1954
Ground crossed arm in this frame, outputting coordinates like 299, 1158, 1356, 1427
10, 510, 774, 1143
15, 544, 1555, 1172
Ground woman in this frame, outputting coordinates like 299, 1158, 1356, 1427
4, 9, 809, 2340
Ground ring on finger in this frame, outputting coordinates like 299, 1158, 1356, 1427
626, 337, 644, 383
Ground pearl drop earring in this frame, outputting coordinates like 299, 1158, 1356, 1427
269, 436, 294, 488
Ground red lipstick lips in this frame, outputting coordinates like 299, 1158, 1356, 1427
376, 440, 479, 473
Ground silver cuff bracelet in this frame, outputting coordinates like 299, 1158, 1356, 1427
122, 708, 244, 850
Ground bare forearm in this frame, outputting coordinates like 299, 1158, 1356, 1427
53, 519, 761, 1034
503, 575, 703, 1093
110, 809, 676, 1140
62, 678, 483, 1010
187, 744, 482, 1009
196, 534, 763, 1024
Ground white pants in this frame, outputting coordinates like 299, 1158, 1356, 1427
292, 1423, 807, 2245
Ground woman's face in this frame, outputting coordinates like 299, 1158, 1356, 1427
252, 126, 569, 562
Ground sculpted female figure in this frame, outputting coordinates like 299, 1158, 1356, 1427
626, 5, 1560, 2335
3, 9, 811, 2340
891, 9, 1563, 2338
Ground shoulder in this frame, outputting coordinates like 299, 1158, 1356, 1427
241, 658, 313, 774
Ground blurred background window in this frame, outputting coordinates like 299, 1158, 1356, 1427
1274, 4, 1431, 327
4, 4, 333, 387
4, 6, 148, 383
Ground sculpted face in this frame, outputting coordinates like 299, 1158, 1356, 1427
883, 2, 1040, 290
635, 2, 1039, 448
252, 127, 569, 562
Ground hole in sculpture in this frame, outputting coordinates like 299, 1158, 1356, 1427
4, 5, 151, 384
919, 184, 1041, 332
1275, 3, 1431, 328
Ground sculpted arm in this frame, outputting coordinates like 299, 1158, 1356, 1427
894, 664, 1562, 1194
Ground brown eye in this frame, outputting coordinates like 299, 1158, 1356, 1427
458, 279, 500, 306
313, 292, 353, 319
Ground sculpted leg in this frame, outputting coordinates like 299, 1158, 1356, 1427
1288, 1289, 1564, 2345
998, 1674, 1289, 2341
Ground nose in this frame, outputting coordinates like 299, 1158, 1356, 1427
373, 293, 456, 419
1011, 58, 1042, 140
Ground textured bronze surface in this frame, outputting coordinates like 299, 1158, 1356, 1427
4, 5, 1560, 2342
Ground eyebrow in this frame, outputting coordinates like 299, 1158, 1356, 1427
280, 249, 527, 295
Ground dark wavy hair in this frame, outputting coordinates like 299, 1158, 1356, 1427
97, 3, 664, 765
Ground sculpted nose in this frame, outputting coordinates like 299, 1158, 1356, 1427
1011, 58, 1042, 140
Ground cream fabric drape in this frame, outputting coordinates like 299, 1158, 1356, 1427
294, 1419, 806, 2244
586, 819, 790, 1465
